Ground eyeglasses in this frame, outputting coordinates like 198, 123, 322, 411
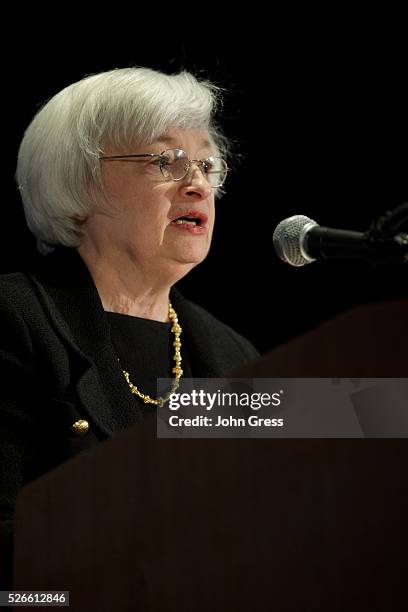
99, 148, 228, 188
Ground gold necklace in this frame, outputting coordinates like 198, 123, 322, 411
122, 301, 183, 407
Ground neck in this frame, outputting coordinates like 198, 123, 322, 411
78, 246, 171, 322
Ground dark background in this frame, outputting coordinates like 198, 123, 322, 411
3, 35, 407, 354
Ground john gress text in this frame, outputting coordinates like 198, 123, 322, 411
168, 415, 284, 427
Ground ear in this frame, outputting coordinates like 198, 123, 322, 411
70, 215, 89, 225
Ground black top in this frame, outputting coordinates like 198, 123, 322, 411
106, 311, 192, 407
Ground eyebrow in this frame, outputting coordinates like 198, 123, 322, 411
154, 135, 212, 149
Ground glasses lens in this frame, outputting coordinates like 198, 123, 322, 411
160, 150, 228, 187
203, 157, 228, 188
160, 149, 189, 180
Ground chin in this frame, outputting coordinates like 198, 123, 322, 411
172, 243, 210, 263
174, 256, 205, 268
166, 255, 206, 278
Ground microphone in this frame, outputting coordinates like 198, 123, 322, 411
273, 214, 408, 267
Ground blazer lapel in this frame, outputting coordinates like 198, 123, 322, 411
26, 247, 143, 437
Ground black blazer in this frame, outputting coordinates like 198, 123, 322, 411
0, 247, 258, 587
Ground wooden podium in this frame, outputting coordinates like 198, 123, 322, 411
13, 301, 408, 611
234, 299, 408, 377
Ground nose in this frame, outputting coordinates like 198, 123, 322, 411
178, 163, 212, 200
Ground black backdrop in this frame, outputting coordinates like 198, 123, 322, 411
3, 39, 407, 354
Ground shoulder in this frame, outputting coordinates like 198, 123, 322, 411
0, 273, 38, 354
0, 272, 37, 319
172, 288, 259, 364
191, 300, 258, 354
0, 272, 44, 326
0, 272, 36, 301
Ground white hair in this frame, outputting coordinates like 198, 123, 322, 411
16, 67, 229, 254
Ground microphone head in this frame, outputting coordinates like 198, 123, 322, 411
273, 215, 318, 266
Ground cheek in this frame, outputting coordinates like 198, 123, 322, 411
116, 186, 165, 224
208, 202, 216, 228
120, 198, 170, 243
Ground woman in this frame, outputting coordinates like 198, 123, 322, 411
0, 67, 258, 587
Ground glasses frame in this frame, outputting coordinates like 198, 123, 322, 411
99, 148, 228, 188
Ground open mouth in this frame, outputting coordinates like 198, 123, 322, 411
172, 216, 202, 226
170, 210, 208, 227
